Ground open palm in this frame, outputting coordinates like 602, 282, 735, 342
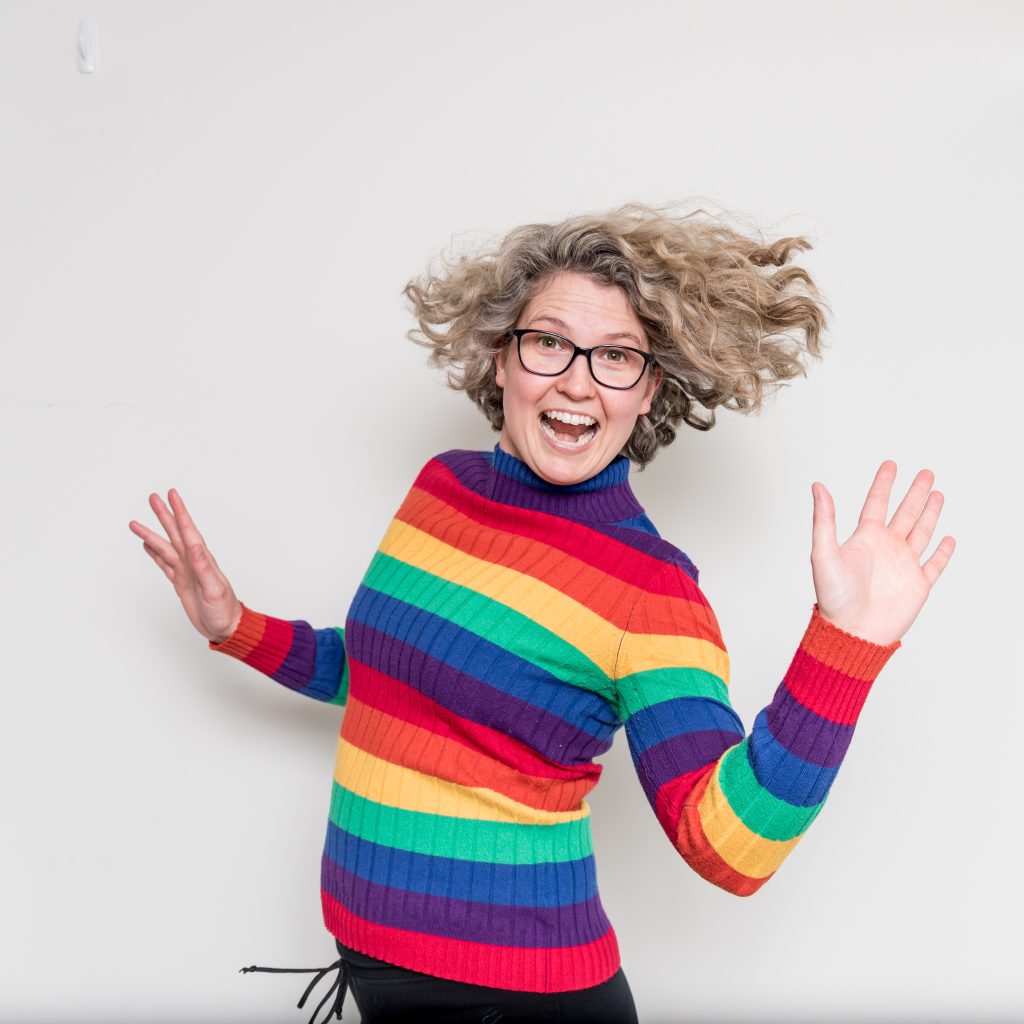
128, 489, 243, 643
810, 461, 955, 646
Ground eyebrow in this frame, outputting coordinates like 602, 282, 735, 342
529, 314, 644, 346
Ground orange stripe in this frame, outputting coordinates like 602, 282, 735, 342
621, 588, 725, 645
344, 671, 598, 815
397, 485, 706, 631
346, 660, 601, 785
342, 697, 593, 814
207, 602, 265, 659
412, 459, 708, 601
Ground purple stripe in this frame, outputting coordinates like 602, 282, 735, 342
585, 523, 700, 583
346, 620, 613, 764
272, 621, 317, 692
634, 729, 743, 806
322, 855, 612, 948
427, 449, 701, 581
434, 450, 645, 524
766, 690, 854, 768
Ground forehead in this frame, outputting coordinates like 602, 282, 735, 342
521, 272, 646, 346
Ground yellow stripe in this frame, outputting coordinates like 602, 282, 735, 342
616, 631, 730, 683
378, 518, 621, 674
696, 760, 802, 877
334, 737, 591, 825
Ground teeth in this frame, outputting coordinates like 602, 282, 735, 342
543, 410, 597, 426
540, 419, 597, 447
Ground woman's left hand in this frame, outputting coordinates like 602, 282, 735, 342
809, 461, 956, 646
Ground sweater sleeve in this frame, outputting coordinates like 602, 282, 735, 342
613, 561, 900, 896
207, 602, 350, 705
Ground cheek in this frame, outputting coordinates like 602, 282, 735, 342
503, 372, 545, 416
608, 396, 645, 432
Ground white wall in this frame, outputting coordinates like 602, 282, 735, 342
2, 2, 1020, 1021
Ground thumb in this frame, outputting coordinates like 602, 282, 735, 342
811, 482, 838, 556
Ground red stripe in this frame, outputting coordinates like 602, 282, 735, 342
347, 659, 600, 787
399, 484, 716, 637
413, 459, 709, 603
783, 648, 874, 725
242, 615, 292, 676
322, 893, 621, 992
672, 770, 770, 897
654, 764, 712, 841
341, 695, 595, 813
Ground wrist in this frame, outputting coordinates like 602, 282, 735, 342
813, 603, 900, 648
210, 601, 245, 646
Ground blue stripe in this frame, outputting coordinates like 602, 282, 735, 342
609, 512, 661, 536
625, 696, 744, 757
323, 821, 599, 907
303, 626, 346, 702
346, 585, 617, 739
747, 709, 838, 806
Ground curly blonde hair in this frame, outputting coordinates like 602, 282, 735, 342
402, 200, 831, 469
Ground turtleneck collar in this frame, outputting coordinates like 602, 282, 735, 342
433, 444, 646, 524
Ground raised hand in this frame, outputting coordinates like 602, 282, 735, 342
809, 461, 956, 646
128, 489, 243, 644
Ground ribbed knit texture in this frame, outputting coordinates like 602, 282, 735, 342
209, 444, 900, 992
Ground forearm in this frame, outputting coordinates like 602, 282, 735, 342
673, 604, 900, 895
209, 602, 350, 704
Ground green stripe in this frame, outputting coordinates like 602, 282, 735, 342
615, 666, 729, 718
364, 552, 615, 702
328, 627, 349, 706
716, 739, 825, 841
329, 781, 593, 863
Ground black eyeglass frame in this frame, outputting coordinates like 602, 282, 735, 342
508, 329, 656, 390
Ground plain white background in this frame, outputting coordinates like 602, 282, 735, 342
2, 2, 1020, 1021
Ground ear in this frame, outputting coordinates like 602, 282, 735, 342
638, 365, 662, 417
494, 343, 508, 389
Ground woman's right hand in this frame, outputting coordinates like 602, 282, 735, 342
128, 489, 243, 644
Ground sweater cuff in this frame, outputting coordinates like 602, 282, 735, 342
807, 602, 901, 676
784, 604, 901, 726
208, 602, 266, 659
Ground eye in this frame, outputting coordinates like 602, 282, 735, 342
537, 333, 562, 350
599, 347, 629, 363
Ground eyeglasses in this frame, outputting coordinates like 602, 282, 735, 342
509, 329, 656, 390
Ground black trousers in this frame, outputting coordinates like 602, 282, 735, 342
335, 940, 639, 1024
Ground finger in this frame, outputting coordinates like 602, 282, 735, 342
888, 468, 935, 538
129, 519, 181, 567
143, 540, 176, 581
857, 460, 897, 529
148, 492, 186, 555
922, 535, 956, 588
906, 490, 944, 558
811, 482, 838, 556
167, 488, 210, 555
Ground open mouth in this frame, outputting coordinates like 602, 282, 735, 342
539, 409, 599, 449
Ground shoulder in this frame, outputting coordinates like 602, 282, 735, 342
601, 517, 701, 587
408, 448, 483, 485
424, 448, 485, 473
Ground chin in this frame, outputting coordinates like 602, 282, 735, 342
531, 446, 611, 486
502, 419, 620, 485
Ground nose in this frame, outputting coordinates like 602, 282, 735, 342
556, 351, 596, 400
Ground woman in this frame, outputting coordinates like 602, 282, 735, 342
128, 203, 955, 1024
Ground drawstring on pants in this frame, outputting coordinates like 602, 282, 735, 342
239, 954, 349, 1024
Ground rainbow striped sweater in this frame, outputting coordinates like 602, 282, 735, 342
209, 445, 900, 993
